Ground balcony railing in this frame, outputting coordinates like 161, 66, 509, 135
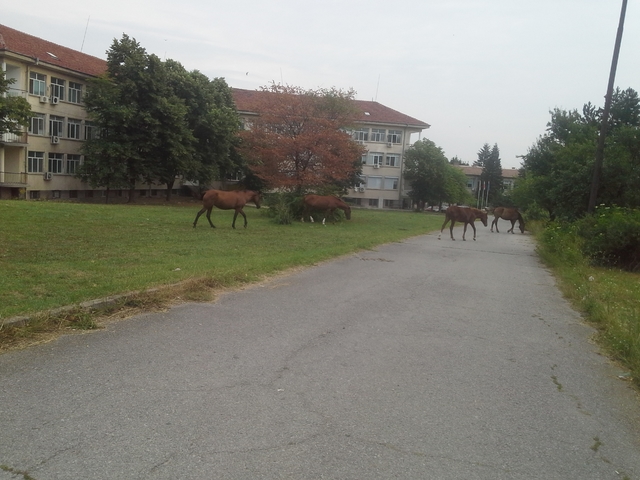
0, 171, 28, 185
0, 132, 28, 144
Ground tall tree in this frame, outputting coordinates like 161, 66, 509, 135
479, 143, 503, 205
0, 71, 32, 135
515, 88, 640, 220
238, 84, 364, 194
404, 139, 472, 208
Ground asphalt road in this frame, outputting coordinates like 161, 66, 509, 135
1, 224, 639, 479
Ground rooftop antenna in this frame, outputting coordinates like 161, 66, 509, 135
374, 74, 380, 102
81, 16, 90, 52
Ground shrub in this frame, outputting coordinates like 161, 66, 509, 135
576, 205, 640, 272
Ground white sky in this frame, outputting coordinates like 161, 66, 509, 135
4, 0, 638, 168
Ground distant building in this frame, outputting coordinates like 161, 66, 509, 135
233, 88, 430, 209
456, 165, 521, 192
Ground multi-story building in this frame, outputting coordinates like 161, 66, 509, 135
456, 165, 521, 192
1, 25, 430, 205
0, 24, 107, 200
232, 88, 430, 209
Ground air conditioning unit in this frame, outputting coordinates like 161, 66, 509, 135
356, 139, 365, 145
44, 172, 52, 180
39, 95, 48, 103
50, 136, 60, 144
50, 96, 60, 105
359, 187, 365, 192
373, 164, 380, 169
387, 142, 393, 147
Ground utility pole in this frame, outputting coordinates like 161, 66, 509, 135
588, 0, 627, 213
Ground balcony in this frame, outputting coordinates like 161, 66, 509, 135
0, 132, 28, 145
0, 171, 28, 186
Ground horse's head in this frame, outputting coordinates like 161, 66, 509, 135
518, 218, 525, 233
251, 191, 262, 208
479, 210, 488, 227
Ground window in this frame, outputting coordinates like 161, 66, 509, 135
368, 198, 379, 207
29, 190, 41, 200
367, 176, 382, 189
361, 154, 367, 164
50, 77, 65, 101
29, 114, 46, 135
48, 153, 64, 174
384, 176, 399, 190
28, 151, 44, 173
67, 119, 82, 139
387, 130, 402, 144
370, 152, 384, 166
371, 128, 386, 142
68, 82, 82, 104
84, 122, 98, 140
29, 72, 46, 96
385, 154, 399, 167
67, 154, 81, 175
49, 115, 64, 137
353, 128, 369, 142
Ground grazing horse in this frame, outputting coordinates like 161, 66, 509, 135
193, 190, 261, 229
302, 194, 351, 225
491, 207, 525, 234
439, 205, 488, 241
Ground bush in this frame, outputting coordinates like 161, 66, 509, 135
264, 192, 300, 225
576, 205, 640, 272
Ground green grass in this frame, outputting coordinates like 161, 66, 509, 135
0, 200, 443, 321
532, 220, 640, 388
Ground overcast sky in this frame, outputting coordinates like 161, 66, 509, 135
4, 0, 638, 168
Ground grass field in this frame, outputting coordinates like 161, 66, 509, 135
0, 200, 443, 321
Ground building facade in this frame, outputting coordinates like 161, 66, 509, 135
232, 89, 430, 209
0, 24, 110, 200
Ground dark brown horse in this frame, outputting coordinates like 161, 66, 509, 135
439, 205, 488, 241
302, 195, 351, 225
193, 190, 261, 229
491, 207, 525, 234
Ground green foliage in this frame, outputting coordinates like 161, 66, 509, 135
536, 221, 640, 387
264, 192, 299, 224
475, 143, 503, 206
575, 205, 640, 272
79, 34, 239, 200
516, 87, 640, 220
404, 139, 471, 207
0, 70, 32, 135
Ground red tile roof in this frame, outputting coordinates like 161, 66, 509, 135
0, 24, 107, 77
232, 88, 430, 129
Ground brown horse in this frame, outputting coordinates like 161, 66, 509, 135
302, 194, 351, 225
193, 190, 261, 229
439, 205, 488, 241
491, 207, 525, 234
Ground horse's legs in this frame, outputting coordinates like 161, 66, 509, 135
231, 208, 247, 229
470, 222, 477, 241
491, 217, 499, 233
439, 217, 450, 240
205, 208, 215, 228
462, 222, 468, 241
449, 220, 456, 241
194, 207, 214, 228
508, 220, 516, 233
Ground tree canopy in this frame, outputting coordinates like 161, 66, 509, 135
78, 34, 239, 201
475, 143, 503, 206
0, 71, 32, 136
238, 84, 365, 194
513, 87, 640, 220
403, 138, 472, 208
